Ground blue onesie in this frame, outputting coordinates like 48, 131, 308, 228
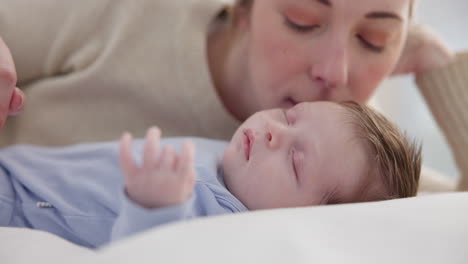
0, 138, 248, 248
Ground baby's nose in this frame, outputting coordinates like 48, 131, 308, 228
265, 124, 287, 150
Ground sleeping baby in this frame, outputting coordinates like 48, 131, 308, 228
0, 101, 421, 248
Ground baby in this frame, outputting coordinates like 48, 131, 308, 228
0, 101, 421, 248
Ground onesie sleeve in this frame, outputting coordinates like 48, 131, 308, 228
111, 191, 197, 242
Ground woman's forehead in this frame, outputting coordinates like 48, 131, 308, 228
269, 0, 411, 14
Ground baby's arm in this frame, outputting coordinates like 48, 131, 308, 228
111, 128, 197, 243
119, 127, 196, 209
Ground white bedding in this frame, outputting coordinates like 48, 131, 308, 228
1, 192, 467, 264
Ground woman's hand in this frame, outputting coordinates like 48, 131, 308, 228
0, 37, 25, 128
392, 24, 455, 76
119, 127, 196, 209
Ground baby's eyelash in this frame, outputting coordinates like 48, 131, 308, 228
291, 149, 298, 179
283, 110, 289, 125
321, 186, 339, 205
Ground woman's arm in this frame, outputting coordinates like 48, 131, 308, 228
392, 25, 455, 76
416, 51, 468, 192
393, 24, 468, 192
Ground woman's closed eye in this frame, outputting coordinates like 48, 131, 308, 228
284, 17, 320, 33
357, 34, 385, 53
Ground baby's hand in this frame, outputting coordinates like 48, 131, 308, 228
119, 127, 196, 209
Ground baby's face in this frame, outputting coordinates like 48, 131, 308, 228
223, 102, 383, 210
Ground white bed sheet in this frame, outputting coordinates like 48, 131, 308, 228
1, 192, 467, 264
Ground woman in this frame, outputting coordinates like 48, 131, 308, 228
0, 0, 466, 190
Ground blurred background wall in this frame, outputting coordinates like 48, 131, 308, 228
371, 0, 468, 180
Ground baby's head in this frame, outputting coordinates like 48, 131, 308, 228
222, 101, 421, 210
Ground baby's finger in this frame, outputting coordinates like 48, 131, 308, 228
172, 153, 180, 171
158, 146, 176, 171
143, 127, 161, 168
177, 141, 195, 176
119, 132, 139, 178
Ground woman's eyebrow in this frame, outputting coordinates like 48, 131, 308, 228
312, 0, 402, 22
365, 11, 402, 22
315, 0, 331, 7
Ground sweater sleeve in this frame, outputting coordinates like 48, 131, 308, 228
111, 191, 197, 243
416, 51, 468, 191
0, 0, 115, 85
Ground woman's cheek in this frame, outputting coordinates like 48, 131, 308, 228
256, 33, 304, 89
257, 31, 287, 68
353, 61, 390, 101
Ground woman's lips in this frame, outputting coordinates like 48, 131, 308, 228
243, 129, 254, 161
284, 97, 298, 108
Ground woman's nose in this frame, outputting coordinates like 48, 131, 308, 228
310, 42, 349, 90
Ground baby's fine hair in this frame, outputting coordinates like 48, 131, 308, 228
340, 101, 422, 199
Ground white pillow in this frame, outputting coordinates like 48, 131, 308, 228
0, 227, 94, 263
94, 192, 468, 264
2, 193, 467, 264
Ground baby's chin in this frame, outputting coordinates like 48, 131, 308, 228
221, 149, 229, 171
221, 145, 234, 179
222, 131, 242, 167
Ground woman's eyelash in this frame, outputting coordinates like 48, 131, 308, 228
285, 16, 384, 53
285, 17, 384, 53
284, 17, 319, 33
357, 35, 385, 53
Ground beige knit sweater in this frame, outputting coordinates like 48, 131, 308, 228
1, 0, 467, 190
416, 52, 468, 191
0, 0, 239, 146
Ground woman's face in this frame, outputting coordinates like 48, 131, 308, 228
235, 0, 410, 111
